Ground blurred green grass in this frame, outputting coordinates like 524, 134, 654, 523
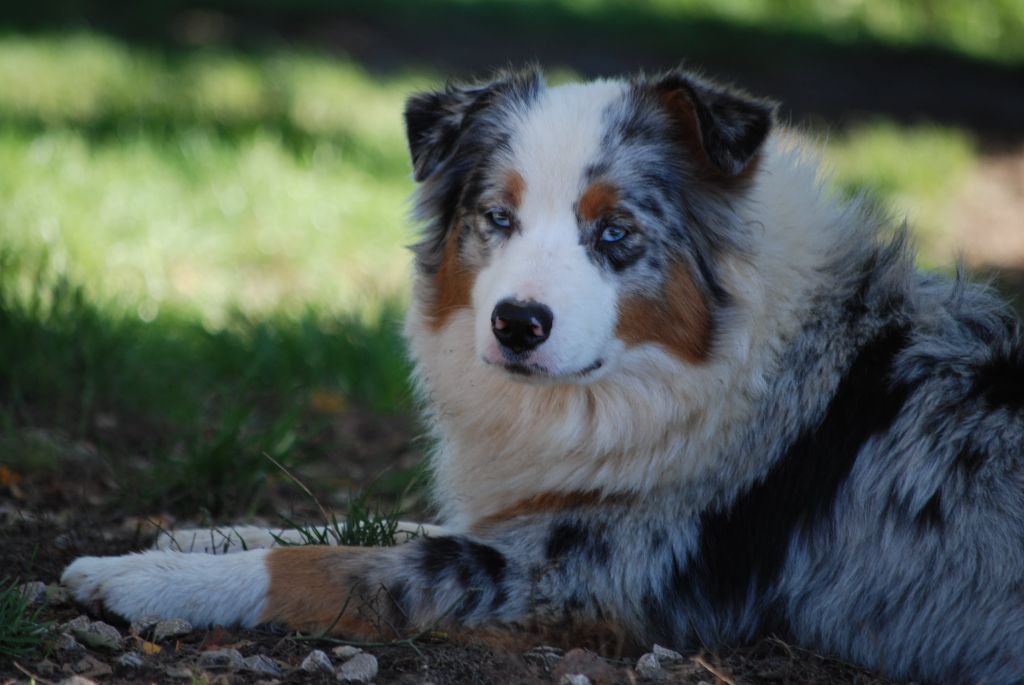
0, 31, 981, 514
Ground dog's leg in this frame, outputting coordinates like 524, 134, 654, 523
63, 508, 653, 641
152, 521, 445, 554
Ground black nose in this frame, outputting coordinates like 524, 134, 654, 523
491, 299, 553, 353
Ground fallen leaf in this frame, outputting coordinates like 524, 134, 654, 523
308, 389, 348, 415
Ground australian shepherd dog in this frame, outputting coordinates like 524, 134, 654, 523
64, 67, 1024, 684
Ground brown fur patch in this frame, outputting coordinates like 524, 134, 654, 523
616, 262, 712, 363
472, 491, 625, 531
502, 170, 526, 208
429, 223, 476, 332
261, 546, 393, 638
577, 181, 618, 222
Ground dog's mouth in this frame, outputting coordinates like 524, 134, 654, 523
498, 358, 604, 381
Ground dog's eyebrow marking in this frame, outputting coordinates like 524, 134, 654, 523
501, 170, 526, 208
616, 262, 712, 363
577, 180, 618, 222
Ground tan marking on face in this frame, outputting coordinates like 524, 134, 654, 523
502, 170, 526, 208
577, 181, 618, 222
471, 490, 627, 531
260, 546, 393, 638
616, 262, 712, 363
429, 223, 476, 332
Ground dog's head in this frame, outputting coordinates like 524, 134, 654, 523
404, 68, 774, 383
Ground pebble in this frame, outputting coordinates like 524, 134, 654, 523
337, 652, 378, 682
635, 652, 662, 679
18, 581, 47, 604
72, 620, 124, 651
73, 656, 112, 677
117, 652, 145, 669
559, 675, 592, 685
35, 659, 57, 676
243, 654, 283, 677
153, 618, 193, 642
301, 649, 335, 674
165, 666, 195, 679
54, 633, 83, 652
197, 647, 245, 670
652, 644, 684, 662
63, 616, 91, 633
130, 615, 162, 636
525, 645, 564, 667
58, 677, 98, 685
553, 648, 622, 685
331, 645, 363, 659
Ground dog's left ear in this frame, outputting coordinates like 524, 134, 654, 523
647, 72, 776, 177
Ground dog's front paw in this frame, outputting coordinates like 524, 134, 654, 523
61, 550, 271, 627
62, 556, 123, 612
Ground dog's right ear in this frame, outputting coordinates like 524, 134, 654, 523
404, 85, 486, 182
404, 69, 544, 182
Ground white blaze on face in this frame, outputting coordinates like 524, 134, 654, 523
472, 80, 627, 379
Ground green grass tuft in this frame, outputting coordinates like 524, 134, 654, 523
0, 577, 51, 660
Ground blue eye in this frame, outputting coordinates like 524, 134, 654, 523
486, 208, 512, 229
600, 225, 628, 243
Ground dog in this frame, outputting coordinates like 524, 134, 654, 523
63, 67, 1024, 684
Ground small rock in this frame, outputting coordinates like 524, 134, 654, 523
301, 650, 335, 674
331, 645, 363, 659
73, 656, 112, 677
635, 652, 662, 679
63, 615, 91, 633
525, 645, 564, 667
18, 581, 47, 604
58, 677, 98, 685
153, 618, 193, 642
337, 653, 378, 682
559, 675, 592, 685
130, 615, 162, 636
53, 633, 82, 652
552, 649, 623, 685
197, 647, 245, 670
117, 652, 145, 669
72, 620, 124, 650
35, 659, 57, 676
165, 666, 195, 679
244, 654, 283, 677
652, 644, 684, 662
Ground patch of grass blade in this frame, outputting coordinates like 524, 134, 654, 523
0, 577, 50, 660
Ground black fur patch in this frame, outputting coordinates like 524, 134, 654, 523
417, 536, 509, 618
971, 345, 1024, 412
952, 443, 988, 480
914, 491, 944, 532
545, 521, 611, 565
691, 324, 913, 623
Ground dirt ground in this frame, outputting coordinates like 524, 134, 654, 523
0, 513, 900, 685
